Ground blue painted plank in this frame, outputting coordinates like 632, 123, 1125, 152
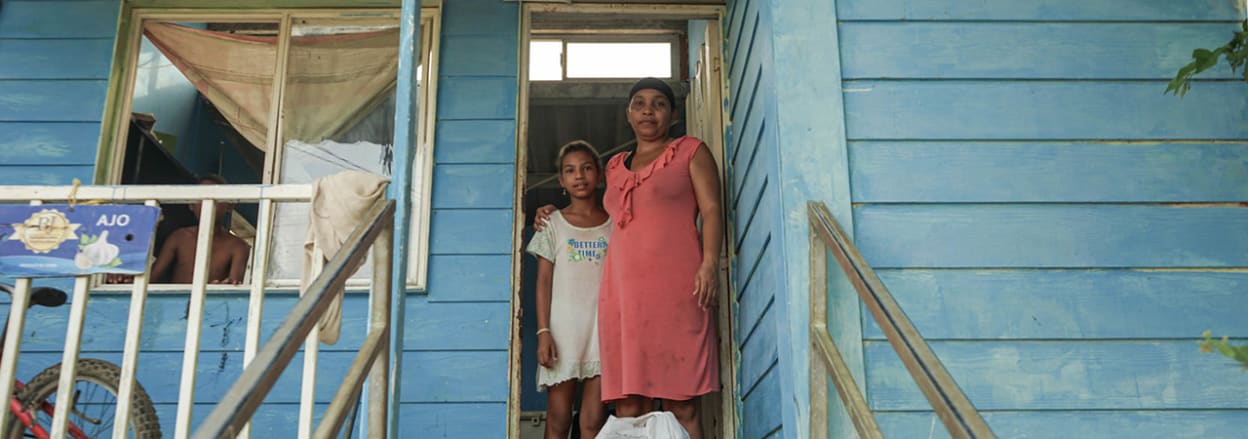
430, 164, 514, 209
877, 410, 1248, 439
840, 23, 1241, 79
0, 122, 100, 165
426, 254, 511, 302
836, 0, 1242, 21
736, 249, 775, 345
0, 0, 120, 38
842, 80, 1248, 140
739, 300, 777, 395
854, 204, 1248, 268
435, 77, 517, 121
734, 224, 772, 295
869, 269, 1248, 340
0, 165, 94, 184
741, 367, 783, 439
724, 0, 746, 46
0, 80, 108, 122
734, 194, 773, 285
729, 70, 765, 207
731, 145, 766, 241
400, 402, 507, 438
401, 350, 509, 402
732, 175, 766, 247
0, 39, 114, 80
433, 120, 516, 164
728, 14, 762, 118
724, 0, 738, 34
849, 141, 1248, 203
730, 12, 769, 128
729, 117, 764, 218
404, 299, 509, 350
10, 351, 362, 404
148, 402, 330, 438
866, 340, 1248, 410
428, 209, 512, 254
438, 35, 518, 77
725, 0, 753, 81
10, 292, 374, 352
154, 401, 456, 437
440, 0, 518, 37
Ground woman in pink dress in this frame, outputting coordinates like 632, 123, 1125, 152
602, 78, 723, 438
541, 78, 723, 438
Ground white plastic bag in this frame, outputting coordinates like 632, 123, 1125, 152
596, 411, 690, 439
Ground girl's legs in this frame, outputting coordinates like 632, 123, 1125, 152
578, 377, 606, 438
545, 381, 576, 439
613, 394, 652, 418
662, 397, 702, 439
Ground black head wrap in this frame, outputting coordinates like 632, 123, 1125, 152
628, 77, 676, 108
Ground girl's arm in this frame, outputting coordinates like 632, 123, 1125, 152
690, 143, 724, 309
535, 257, 558, 367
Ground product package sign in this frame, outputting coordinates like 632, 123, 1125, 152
0, 205, 159, 277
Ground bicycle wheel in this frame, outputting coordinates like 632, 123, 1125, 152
7, 359, 161, 439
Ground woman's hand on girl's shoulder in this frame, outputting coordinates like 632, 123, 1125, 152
533, 204, 557, 231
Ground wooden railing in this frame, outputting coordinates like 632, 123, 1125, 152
807, 201, 995, 439
0, 184, 393, 438
194, 196, 394, 439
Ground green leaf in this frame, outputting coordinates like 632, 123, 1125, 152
1193, 48, 1221, 72
1233, 345, 1248, 364
1215, 342, 1236, 358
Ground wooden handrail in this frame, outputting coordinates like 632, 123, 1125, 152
808, 201, 995, 439
0, 183, 313, 203
192, 198, 395, 439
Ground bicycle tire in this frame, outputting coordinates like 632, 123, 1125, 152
7, 359, 162, 439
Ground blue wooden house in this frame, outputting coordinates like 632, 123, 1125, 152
1, 0, 1246, 438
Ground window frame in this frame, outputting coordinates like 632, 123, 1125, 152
93, 6, 440, 291
526, 32, 681, 82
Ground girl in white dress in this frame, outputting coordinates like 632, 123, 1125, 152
527, 141, 612, 439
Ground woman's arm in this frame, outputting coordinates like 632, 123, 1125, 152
689, 143, 723, 309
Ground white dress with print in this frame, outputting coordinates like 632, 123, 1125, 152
526, 210, 612, 390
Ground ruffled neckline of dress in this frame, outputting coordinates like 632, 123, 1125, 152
609, 136, 690, 228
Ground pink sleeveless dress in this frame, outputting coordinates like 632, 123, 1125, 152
598, 135, 720, 401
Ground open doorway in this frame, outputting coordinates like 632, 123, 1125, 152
512, 4, 732, 438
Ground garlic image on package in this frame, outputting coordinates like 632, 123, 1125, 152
75, 230, 121, 269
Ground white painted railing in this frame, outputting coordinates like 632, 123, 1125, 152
0, 183, 388, 438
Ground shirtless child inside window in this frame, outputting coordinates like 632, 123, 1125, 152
149, 175, 251, 284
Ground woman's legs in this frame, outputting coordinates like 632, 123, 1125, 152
579, 377, 606, 438
613, 394, 652, 418
545, 381, 576, 439
662, 397, 702, 439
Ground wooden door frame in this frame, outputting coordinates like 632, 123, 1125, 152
509, 3, 733, 438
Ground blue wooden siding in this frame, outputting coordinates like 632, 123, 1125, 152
0, 0, 519, 436
726, 0, 859, 437
724, 0, 785, 437
835, 0, 1248, 437
2, 291, 508, 436
405, 0, 517, 437
0, 0, 115, 185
